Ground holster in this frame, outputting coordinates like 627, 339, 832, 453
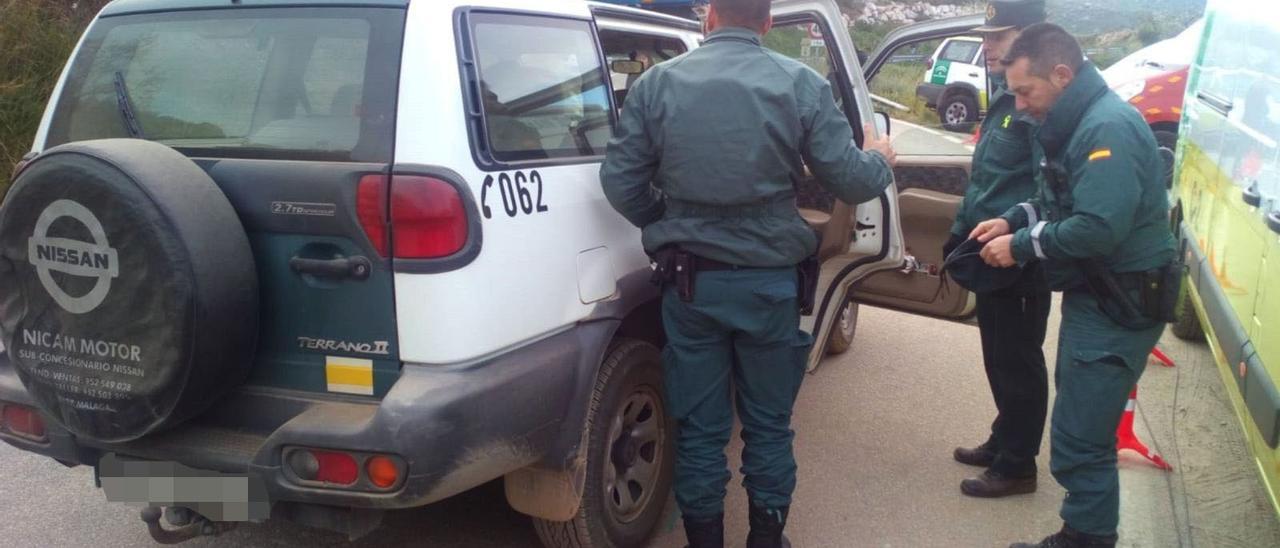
1080, 258, 1183, 331
1141, 260, 1184, 324
797, 254, 819, 316
649, 246, 677, 287
648, 246, 694, 302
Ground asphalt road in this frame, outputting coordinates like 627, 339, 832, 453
2, 303, 1277, 548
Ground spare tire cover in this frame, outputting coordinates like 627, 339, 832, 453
0, 139, 258, 443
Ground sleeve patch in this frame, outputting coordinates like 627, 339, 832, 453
1088, 149, 1113, 162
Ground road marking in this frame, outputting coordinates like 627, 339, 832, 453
895, 118, 944, 137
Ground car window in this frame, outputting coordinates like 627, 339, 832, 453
47, 8, 403, 162
599, 29, 687, 109
764, 23, 844, 112
471, 14, 613, 164
939, 39, 981, 64
302, 37, 369, 118
866, 37, 977, 156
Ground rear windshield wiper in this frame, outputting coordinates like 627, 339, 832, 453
113, 71, 146, 139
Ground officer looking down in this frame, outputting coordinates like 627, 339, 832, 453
969, 23, 1180, 548
943, 0, 1052, 502
600, 0, 897, 546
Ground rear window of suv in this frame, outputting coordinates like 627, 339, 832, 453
939, 39, 981, 64
46, 7, 404, 163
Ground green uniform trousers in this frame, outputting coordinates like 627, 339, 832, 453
1052, 289, 1164, 536
661, 268, 812, 518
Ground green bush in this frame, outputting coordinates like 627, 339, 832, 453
0, 0, 107, 199
868, 62, 938, 127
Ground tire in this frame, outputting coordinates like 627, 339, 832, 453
938, 91, 979, 126
533, 339, 674, 548
1153, 129, 1178, 188
1171, 282, 1204, 341
825, 300, 859, 355
0, 139, 258, 443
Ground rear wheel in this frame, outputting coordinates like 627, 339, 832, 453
533, 339, 673, 548
1171, 283, 1205, 341
938, 91, 978, 126
1153, 128, 1179, 187
826, 299, 859, 355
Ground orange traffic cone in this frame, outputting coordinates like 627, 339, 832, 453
1116, 387, 1173, 471
1150, 347, 1176, 368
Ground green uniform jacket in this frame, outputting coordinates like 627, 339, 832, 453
600, 27, 894, 268
1000, 62, 1176, 290
950, 76, 1039, 238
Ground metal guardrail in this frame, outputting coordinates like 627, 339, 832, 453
1084, 47, 1128, 56
885, 54, 928, 63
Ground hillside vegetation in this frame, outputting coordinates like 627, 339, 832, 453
0, 0, 109, 200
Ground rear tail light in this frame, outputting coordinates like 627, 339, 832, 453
356, 174, 469, 260
357, 175, 390, 257
390, 176, 468, 259
0, 403, 48, 443
365, 455, 400, 489
284, 447, 405, 491
287, 448, 358, 486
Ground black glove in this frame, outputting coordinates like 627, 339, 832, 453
942, 232, 966, 259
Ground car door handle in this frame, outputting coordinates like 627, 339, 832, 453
1268, 211, 1280, 235
968, 72, 980, 77
1243, 183, 1262, 207
1196, 91, 1233, 116
290, 255, 372, 281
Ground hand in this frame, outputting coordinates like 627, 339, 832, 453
969, 218, 1010, 243
980, 234, 1017, 267
862, 124, 897, 167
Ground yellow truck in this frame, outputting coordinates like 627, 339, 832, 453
1173, 0, 1280, 517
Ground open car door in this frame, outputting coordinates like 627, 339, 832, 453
765, 0, 904, 371
847, 16, 990, 340
763, 9, 989, 371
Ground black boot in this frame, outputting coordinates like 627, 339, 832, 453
746, 504, 791, 548
1009, 524, 1118, 548
953, 441, 997, 468
682, 513, 724, 548
960, 469, 1037, 498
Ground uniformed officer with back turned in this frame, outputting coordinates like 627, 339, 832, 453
944, 0, 1052, 500
600, 0, 897, 546
971, 23, 1179, 548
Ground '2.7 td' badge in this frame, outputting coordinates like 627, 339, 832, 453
27, 199, 119, 314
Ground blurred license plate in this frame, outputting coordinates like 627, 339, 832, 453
96, 453, 269, 521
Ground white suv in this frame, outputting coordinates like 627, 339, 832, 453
0, 1, 986, 546
916, 35, 988, 126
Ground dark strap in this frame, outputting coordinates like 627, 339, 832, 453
665, 197, 798, 219
693, 254, 763, 271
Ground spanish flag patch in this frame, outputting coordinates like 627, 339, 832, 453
1088, 149, 1112, 162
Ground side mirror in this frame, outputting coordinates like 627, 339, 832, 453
873, 111, 891, 137
610, 60, 645, 75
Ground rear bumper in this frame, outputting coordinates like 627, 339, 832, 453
916, 82, 945, 107
0, 321, 614, 511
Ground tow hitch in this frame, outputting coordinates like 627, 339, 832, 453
140, 506, 237, 544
